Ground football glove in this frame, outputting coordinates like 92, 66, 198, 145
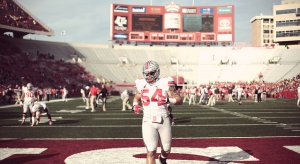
132, 104, 142, 114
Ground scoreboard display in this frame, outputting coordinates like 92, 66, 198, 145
111, 3, 234, 44
183, 15, 214, 32
132, 14, 163, 32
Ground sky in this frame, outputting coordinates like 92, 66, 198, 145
17, 0, 282, 45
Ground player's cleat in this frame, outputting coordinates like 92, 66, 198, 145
158, 155, 167, 164
49, 120, 53, 125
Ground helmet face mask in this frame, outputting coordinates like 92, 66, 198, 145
143, 61, 160, 84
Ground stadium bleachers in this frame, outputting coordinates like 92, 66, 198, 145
0, 0, 52, 34
0, 37, 93, 99
70, 44, 300, 84
2, 36, 299, 85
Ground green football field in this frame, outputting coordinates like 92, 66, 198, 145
1, 97, 300, 139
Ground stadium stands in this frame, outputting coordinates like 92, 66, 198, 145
0, 37, 93, 105
1, 34, 299, 104
71, 44, 300, 84
0, 0, 53, 37
1, 35, 299, 86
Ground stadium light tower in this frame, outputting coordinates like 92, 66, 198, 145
61, 30, 66, 42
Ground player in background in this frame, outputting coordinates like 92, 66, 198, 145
121, 89, 132, 111
89, 84, 99, 112
84, 86, 90, 109
20, 83, 36, 125
31, 101, 53, 126
236, 85, 244, 105
132, 60, 182, 164
188, 86, 196, 105
99, 85, 108, 112
62, 87, 68, 102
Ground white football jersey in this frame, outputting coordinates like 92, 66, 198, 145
135, 77, 174, 117
23, 88, 35, 103
32, 102, 47, 113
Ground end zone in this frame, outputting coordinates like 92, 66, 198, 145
1, 137, 300, 163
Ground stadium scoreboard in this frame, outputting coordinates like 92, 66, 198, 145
111, 3, 234, 45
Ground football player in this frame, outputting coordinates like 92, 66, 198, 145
132, 60, 182, 164
20, 83, 35, 125
31, 101, 52, 126
121, 89, 132, 111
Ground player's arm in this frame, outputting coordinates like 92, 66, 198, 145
167, 85, 182, 105
20, 92, 25, 104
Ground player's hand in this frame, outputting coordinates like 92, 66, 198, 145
132, 105, 142, 114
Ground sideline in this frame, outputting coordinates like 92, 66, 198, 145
0, 98, 80, 109
0, 96, 120, 109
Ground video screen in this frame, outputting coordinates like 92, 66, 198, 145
132, 14, 163, 32
183, 15, 214, 32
